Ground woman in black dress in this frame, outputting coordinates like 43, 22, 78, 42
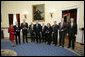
45, 23, 53, 45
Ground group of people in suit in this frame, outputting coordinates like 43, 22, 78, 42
8, 18, 77, 50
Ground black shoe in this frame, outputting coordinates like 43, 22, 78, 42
72, 48, 74, 50
67, 47, 70, 48
52, 42, 54, 43
45, 42, 46, 44
39, 42, 40, 43
23, 42, 25, 43
36, 41, 38, 43
54, 44, 56, 46
11, 45, 15, 47
62, 46, 64, 48
55, 44, 57, 46
58, 45, 61, 47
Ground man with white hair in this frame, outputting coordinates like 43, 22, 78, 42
67, 18, 77, 50
21, 19, 28, 43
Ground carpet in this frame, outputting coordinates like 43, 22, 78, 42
1, 41, 78, 56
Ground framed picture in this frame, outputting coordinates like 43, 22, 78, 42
32, 4, 45, 22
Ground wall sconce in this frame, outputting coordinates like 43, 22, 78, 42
50, 12, 53, 18
24, 14, 27, 19
23, 11, 28, 19
49, 9, 55, 18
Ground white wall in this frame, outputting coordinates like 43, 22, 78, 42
1, 1, 84, 43
2, 29, 9, 39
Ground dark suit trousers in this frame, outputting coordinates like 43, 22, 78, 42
42, 32, 45, 42
15, 33, 21, 44
30, 33, 35, 42
59, 31, 65, 46
53, 33, 58, 45
45, 34, 48, 43
35, 32, 41, 43
46, 34, 52, 45
68, 34, 75, 49
22, 32, 28, 43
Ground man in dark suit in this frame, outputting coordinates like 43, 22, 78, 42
67, 18, 77, 50
21, 19, 28, 43
29, 22, 35, 42
41, 23, 46, 43
34, 21, 42, 43
58, 18, 67, 47
14, 22, 21, 45
52, 21, 58, 46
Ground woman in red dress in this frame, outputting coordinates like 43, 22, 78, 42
8, 24, 15, 47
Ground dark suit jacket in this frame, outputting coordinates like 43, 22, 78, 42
45, 26, 53, 35
41, 25, 46, 32
29, 24, 34, 34
21, 22, 28, 33
58, 22, 67, 32
67, 23, 77, 36
34, 24, 42, 34
41, 25, 46, 36
52, 24, 58, 33
13, 25, 21, 35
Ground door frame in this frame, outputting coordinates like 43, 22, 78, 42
59, 5, 80, 42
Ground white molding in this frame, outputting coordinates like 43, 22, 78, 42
61, 5, 80, 11
59, 5, 80, 23
2, 29, 9, 39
